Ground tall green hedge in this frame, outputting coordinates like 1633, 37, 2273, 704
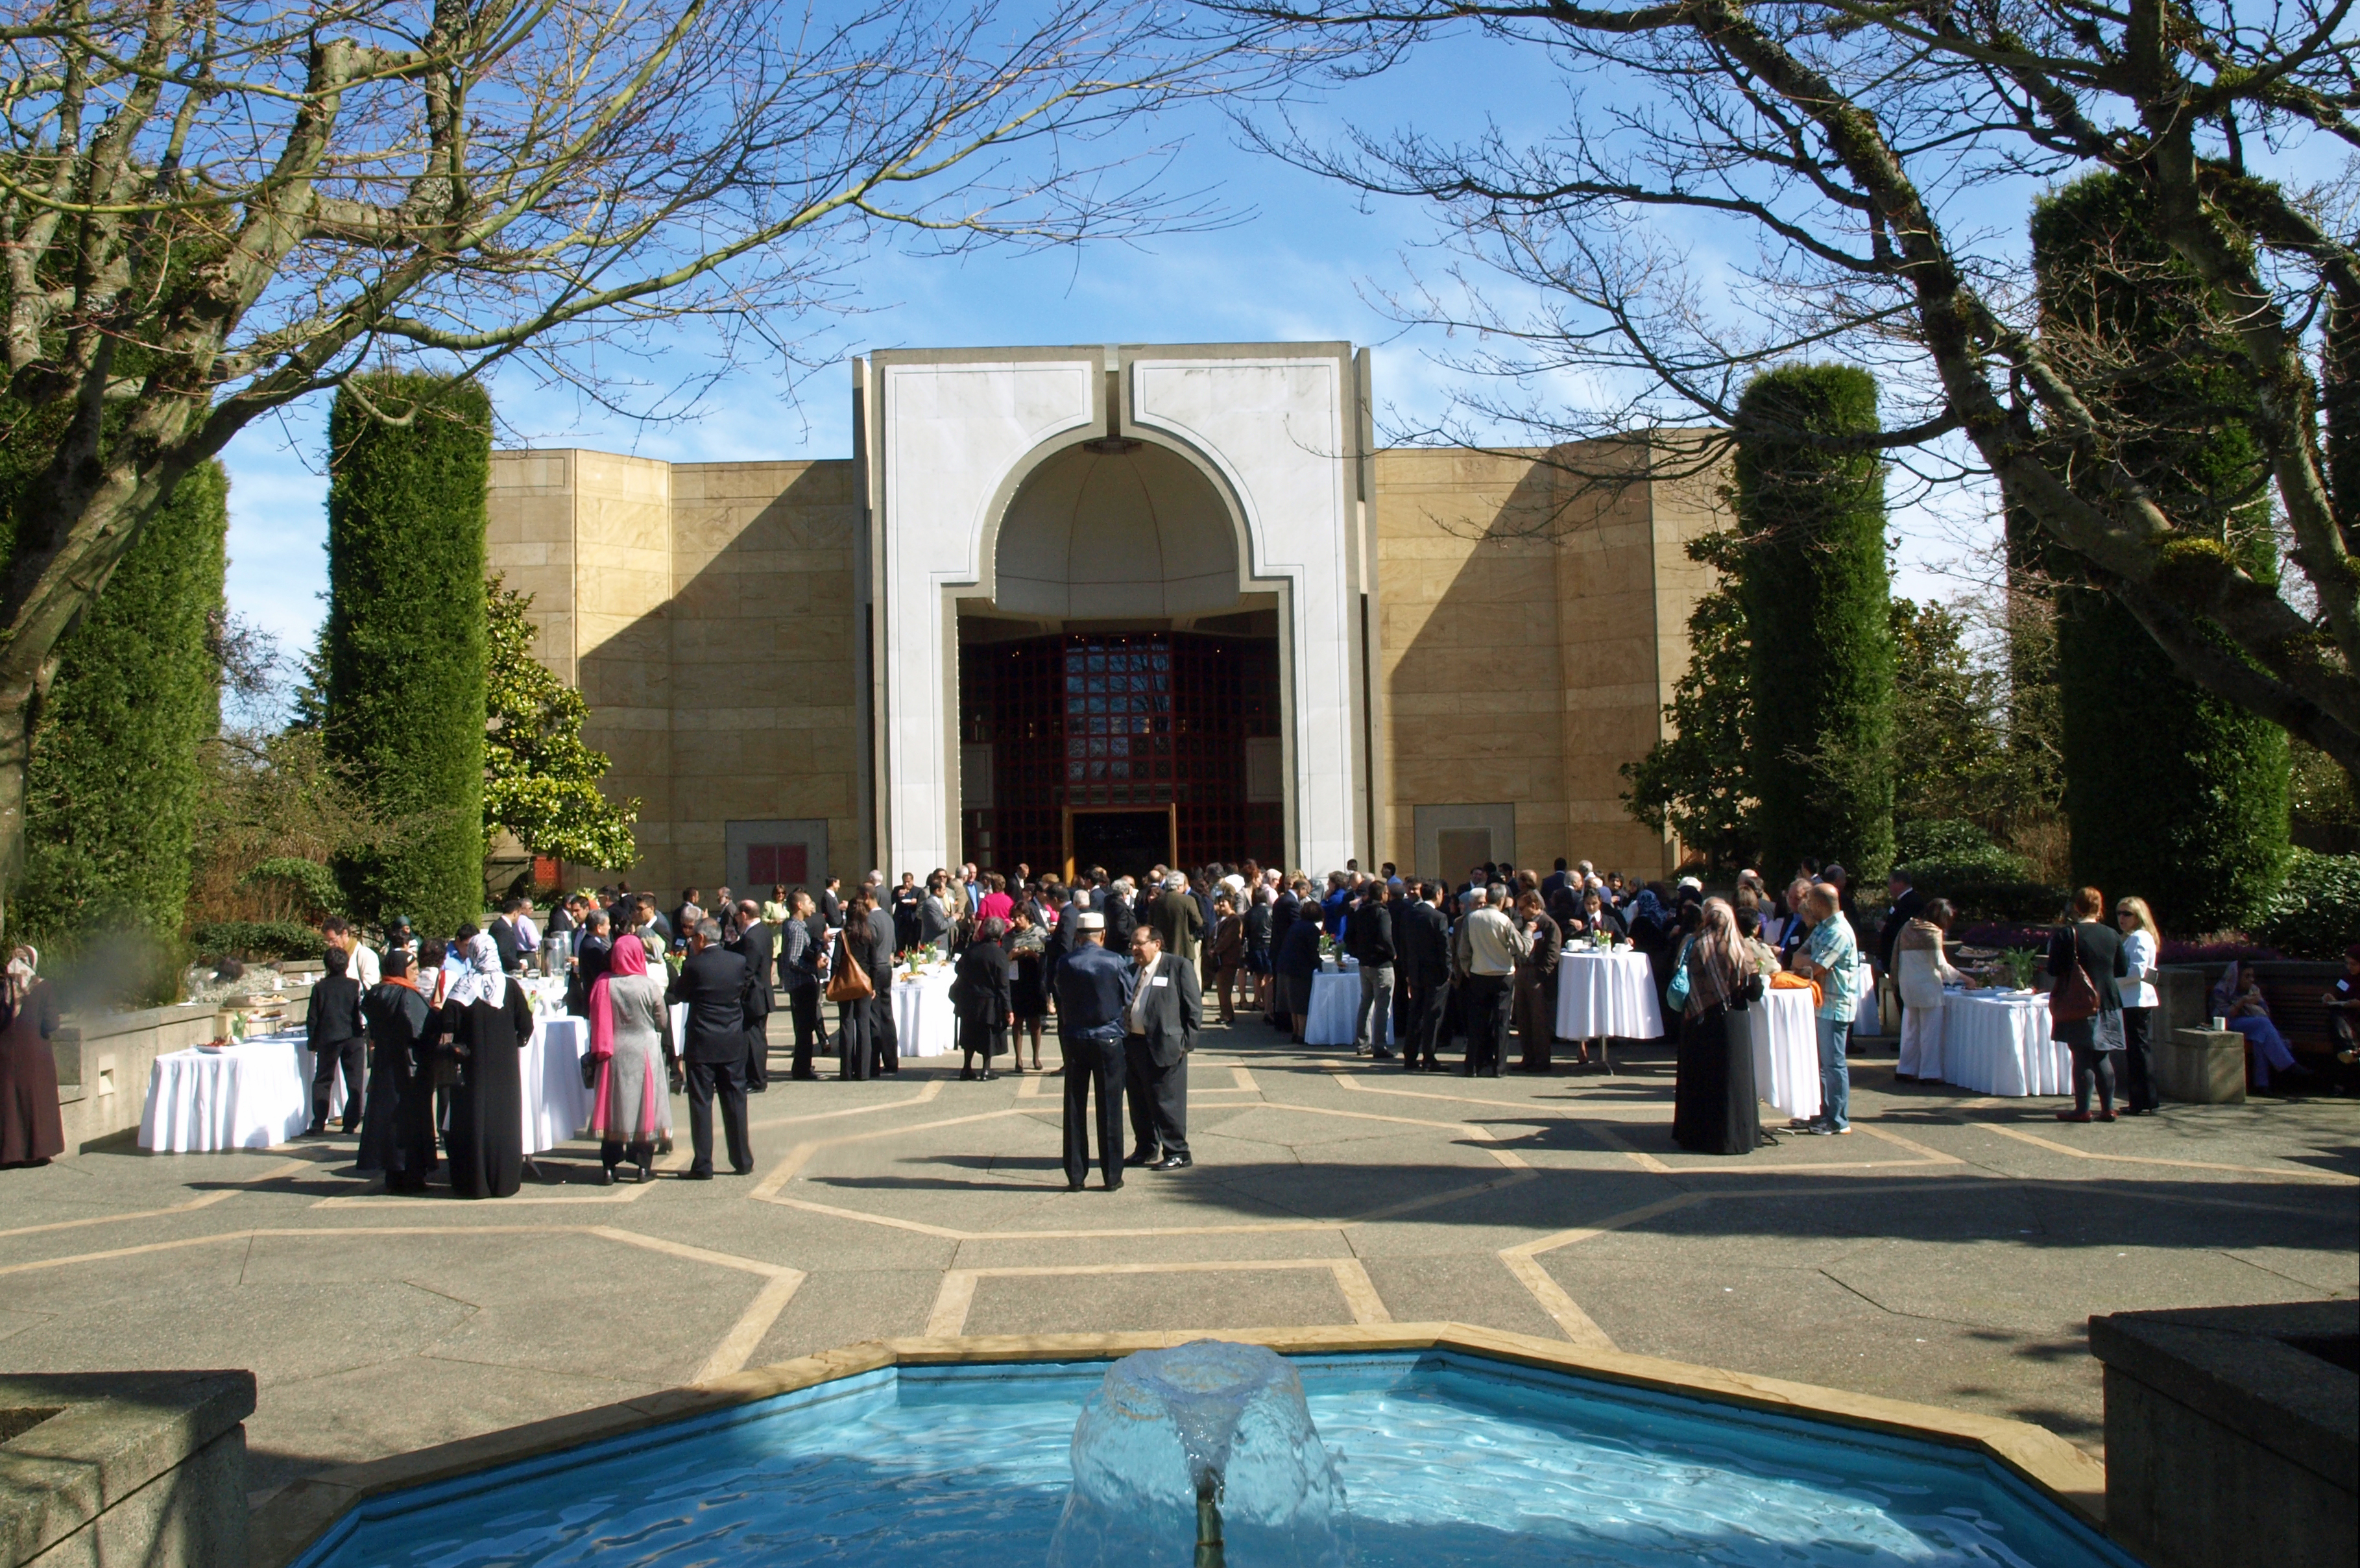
1736, 364, 1896, 884
2032, 174, 2290, 932
14, 462, 228, 1000
324, 375, 488, 933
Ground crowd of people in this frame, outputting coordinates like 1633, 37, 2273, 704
5, 851, 2351, 1182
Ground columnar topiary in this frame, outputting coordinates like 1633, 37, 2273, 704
324, 375, 488, 933
2031, 173, 2291, 932
1735, 364, 1895, 884
13, 463, 228, 999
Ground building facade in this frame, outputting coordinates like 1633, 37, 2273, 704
485, 343, 1719, 893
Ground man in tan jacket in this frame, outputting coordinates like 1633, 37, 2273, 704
1452, 887, 1530, 1077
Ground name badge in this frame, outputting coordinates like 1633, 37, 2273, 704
1151, 976, 1169, 987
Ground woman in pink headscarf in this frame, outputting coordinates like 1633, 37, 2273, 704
586, 933, 673, 1183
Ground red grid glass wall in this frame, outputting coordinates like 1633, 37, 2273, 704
959, 631, 1282, 873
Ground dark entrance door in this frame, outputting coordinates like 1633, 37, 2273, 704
1068, 808, 1174, 882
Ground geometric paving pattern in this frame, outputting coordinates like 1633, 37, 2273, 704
2, 1021, 2353, 1502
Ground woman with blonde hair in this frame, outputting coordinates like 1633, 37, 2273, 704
2113, 897, 2163, 1115
1894, 899, 1977, 1083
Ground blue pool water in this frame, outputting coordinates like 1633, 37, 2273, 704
298, 1352, 2136, 1568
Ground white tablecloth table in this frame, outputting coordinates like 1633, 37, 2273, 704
1554, 948, 1665, 1041
1942, 991, 2071, 1096
139, 1032, 341, 1152
1750, 986, 1822, 1122
522, 1014, 598, 1153
889, 966, 959, 1057
1303, 960, 1391, 1047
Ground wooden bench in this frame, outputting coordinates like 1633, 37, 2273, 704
2249, 963, 2350, 1074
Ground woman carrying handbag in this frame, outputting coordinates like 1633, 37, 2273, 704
2045, 887, 2128, 1122
829, 889, 882, 1080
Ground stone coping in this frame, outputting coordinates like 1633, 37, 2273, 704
2089, 1299, 2358, 1489
248, 1321, 2106, 1568
1, 1369, 256, 1568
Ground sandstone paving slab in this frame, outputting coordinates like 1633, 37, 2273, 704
957, 1266, 1358, 1340
942, 1227, 1358, 1270
2221, 1242, 2360, 1295
242, 1352, 665, 1496
0, 1275, 473, 1391
1820, 1234, 2330, 1337
1548, 1244, 2112, 1451
1359, 1255, 1569, 1339
753, 1266, 965, 1358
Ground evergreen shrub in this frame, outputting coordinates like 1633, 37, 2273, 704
2031, 174, 2291, 934
15, 463, 228, 1002
1736, 365, 1895, 884
2255, 850, 2360, 959
190, 919, 324, 961
324, 376, 489, 934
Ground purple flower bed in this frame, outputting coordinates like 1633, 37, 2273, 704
2157, 938, 2283, 965
1955, 923, 2283, 965
1957, 921, 2053, 951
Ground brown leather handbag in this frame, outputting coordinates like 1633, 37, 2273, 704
2049, 932, 2099, 1023
826, 934, 874, 1004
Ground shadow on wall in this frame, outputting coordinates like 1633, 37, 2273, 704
570, 461, 865, 897
1381, 443, 1684, 882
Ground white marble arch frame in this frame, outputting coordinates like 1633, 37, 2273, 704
951, 423, 1300, 858
867, 345, 1364, 880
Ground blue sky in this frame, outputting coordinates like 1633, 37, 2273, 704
218, 25, 1992, 669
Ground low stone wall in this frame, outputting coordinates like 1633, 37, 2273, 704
0, 1369, 255, 1568
2091, 1299, 2357, 1568
49, 981, 314, 1153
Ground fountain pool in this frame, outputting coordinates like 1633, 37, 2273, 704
282, 1335, 2132, 1568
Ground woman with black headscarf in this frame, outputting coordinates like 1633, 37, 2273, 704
1671, 899, 1766, 1155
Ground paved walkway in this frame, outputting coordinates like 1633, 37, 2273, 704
1, 1019, 2352, 1507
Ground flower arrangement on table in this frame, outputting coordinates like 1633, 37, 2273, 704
1993, 948, 2041, 991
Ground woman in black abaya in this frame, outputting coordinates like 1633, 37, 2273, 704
1671, 898, 1765, 1155
439, 932, 533, 1198
359, 950, 438, 1192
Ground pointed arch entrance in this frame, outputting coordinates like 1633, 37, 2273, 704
956, 440, 1284, 879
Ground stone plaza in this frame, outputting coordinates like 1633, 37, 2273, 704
1, 1019, 2350, 1520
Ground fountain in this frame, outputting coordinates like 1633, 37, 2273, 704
276, 1329, 2139, 1568
1048, 1342, 1353, 1568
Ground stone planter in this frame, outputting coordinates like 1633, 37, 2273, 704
0, 1369, 254, 1568
2091, 1299, 2357, 1568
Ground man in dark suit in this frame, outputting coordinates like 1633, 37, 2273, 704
488, 897, 527, 973
1123, 922, 1199, 1170
1268, 880, 1300, 1026
669, 919, 757, 1177
1054, 912, 1133, 1191
867, 894, 902, 1073
1399, 880, 1454, 1072
1103, 877, 1139, 945
727, 900, 776, 1092
569, 909, 612, 1017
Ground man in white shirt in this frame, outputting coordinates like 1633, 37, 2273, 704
1451, 888, 1529, 1077
322, 917, 379, 988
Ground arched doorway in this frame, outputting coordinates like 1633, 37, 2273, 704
957, 440, 1285, 880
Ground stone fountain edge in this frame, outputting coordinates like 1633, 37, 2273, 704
245, 1321, 2108, 1568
